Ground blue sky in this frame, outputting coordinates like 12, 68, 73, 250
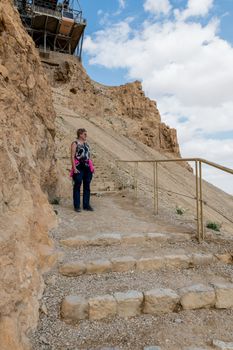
74, 0, 233, 194
80, 0, 233, 84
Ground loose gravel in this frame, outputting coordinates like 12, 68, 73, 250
30, 194, 233, 350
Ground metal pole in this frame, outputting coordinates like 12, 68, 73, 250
134, 162, 138, 198
199, 161, 204, 240
156, 162, 159, 215
44, 31, 47, 53
153, 162, 156, 214
195, 161, 200, 242
79, 31, 85, 61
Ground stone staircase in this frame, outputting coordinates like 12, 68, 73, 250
30, 194, 233, 350
91, 142, 116, 194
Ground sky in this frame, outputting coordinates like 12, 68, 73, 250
76, 0, 233, 195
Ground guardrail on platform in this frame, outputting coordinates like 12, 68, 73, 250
116, 158, 233, 242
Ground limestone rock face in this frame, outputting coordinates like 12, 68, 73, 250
0, 1, 57, 349
43, 53, 181, 157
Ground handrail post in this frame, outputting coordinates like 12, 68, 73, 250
156, 162, 159, 215
134, 162, 138, 198
115, 158, 232, 240
153, 162, 158, 214
199, 161, 204, 240
195, 161, 200, 242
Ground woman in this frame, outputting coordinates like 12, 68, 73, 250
70, 128, 94, 212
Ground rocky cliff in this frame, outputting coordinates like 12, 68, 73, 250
0, 1, 57, 349
0, 2, 183, 348
43, 53, 181, 156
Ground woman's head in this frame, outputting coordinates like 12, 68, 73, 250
77, 128, 87, 141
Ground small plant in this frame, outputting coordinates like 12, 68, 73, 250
50, 197, 60, 205
206, 221, 221, 232
176, 206, 185, 215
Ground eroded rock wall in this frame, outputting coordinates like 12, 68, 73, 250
0, 1, 57, 349
44, 54, 180, 156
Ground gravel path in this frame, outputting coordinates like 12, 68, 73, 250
30, 194, 233, 350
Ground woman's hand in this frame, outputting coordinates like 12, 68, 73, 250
71, 142, 79, 174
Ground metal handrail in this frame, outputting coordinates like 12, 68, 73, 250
116, 158, 233, 242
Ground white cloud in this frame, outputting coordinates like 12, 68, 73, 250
175, 0, 214, 20
84, 0, 233, 194
144, 0, 172, 16
97, 9, 103, 16
183, 138, 233, 194
118, 0, 126, 9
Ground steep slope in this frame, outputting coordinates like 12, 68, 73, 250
0, 2, 57, 349
54, 104, 233, 234
42, 52, 180, 156
43, 51, 232, 234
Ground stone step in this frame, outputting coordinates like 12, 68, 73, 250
91, 187, 115, 193
61, 283, 233, 322
212, 340, 233, 349
91, 181, 115, 191
78, 343, 233, 350
59, 253, 232, 277
60, 232, 192, 248
91, 190, 118, 196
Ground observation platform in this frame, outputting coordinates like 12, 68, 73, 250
14, 0, 86, 58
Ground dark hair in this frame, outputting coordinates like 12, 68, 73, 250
77, 128, 87, 138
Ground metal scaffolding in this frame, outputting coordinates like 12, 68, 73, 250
14, 0, 86, 59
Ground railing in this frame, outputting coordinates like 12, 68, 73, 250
15, 0, 84, 23
32, 5, 62, 18
116, 158, 233, 242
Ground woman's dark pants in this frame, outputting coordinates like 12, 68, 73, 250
73, 166, 93, 209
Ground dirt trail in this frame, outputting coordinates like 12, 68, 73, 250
29, 91, 233, 350
30, 194, 233, 350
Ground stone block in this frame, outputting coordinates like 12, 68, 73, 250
59, 261, 86, 276
179, 284, 215, 310
60, 235, 89, 247
165, 254, 191, 268
61, 295, 88, 321
143, 288, 179, 314
111, 256, 136, 272
191, 253, 214, 266
214, 283, 233, 309
146, 232, 167, 242
114, 290, 143, 318
215, 254, 232, 264
147, 232, 190, 242
93, 234, 121, 246
212, 339, 233, 349
86, 259, 112, 274
136, 257, 163, 271
89, 295, 117, 320
184, 348, 208, 350
121, 234, 146, 244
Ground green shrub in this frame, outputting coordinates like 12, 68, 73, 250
176, 206, 185, 215
206, 221, 221, 232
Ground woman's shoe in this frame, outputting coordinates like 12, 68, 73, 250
83, 206, 94, 211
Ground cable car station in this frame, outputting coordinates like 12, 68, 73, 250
14, 0, 86, 59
